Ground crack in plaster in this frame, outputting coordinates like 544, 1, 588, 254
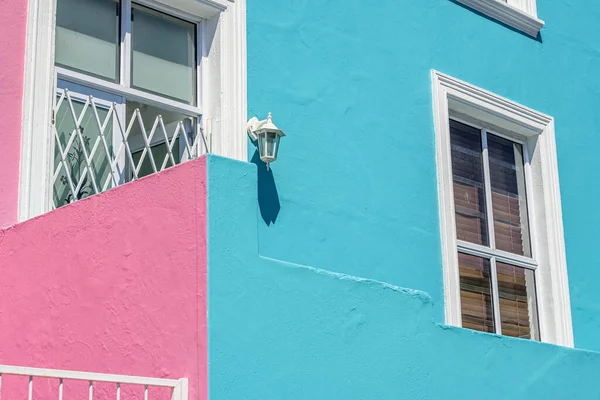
259, 255, 434, 305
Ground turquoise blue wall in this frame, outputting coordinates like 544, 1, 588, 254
208, 0, 600, 397
245, 0, 600, 350
207, 156, 600, 399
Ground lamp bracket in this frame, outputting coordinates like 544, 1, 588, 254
247, 116, 260, 141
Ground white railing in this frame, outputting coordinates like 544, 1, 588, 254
0, 364, 188, 400
52, 88, 209, 209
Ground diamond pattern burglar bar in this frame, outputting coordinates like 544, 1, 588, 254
52, 88, 209, 209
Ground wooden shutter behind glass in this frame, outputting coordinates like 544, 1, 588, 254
458, 252, 495, 333
487, 134, 531, 256
450, 120, 489, 246
497, 262, 540, 339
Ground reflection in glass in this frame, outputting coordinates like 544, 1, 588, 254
54, 97, 113, 207
55, 0, 120, 81
458, 253, 495, 333
497, 262, 540, 340
488, 134, 532, 256
131, 3, 197, 104
126, 101, 193, 178
450, 120, 489, 246
132, 140, 181, 178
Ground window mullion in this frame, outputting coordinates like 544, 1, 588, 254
456, 240, 537, 270
481, 128, 496, 249
482, 128, 502, 335
522, 140, 538, 261
120, 0, 132, 87
195, 21, 203, 156
195, 21, 202, 109
490, 256, 503, 335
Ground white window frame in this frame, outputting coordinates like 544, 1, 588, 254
453, 0, 544, 38
19, 0, 247, 220
431, 70, 574, 347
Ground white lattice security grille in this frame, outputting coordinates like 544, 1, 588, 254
52, 89, 208, 209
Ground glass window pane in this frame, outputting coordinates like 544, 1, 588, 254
450, 120, 489, 246
458, 253, 495, 333
55, 0, 120, 82
54, 96, 113, 207
131, 4, 197, 105
132, 140, 180, 178
488, 134, 532, 256
496, 262, 540, 340
126, 101, 193, 179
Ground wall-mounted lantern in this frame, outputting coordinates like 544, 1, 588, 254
247, 112, 286, 170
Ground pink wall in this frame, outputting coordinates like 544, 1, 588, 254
0, 157, 207, 400
0, 0, 27, 228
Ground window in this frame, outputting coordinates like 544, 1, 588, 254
432, 71, 573, 346
452, 0, 544, 38
450, 119, 540, 339
51, 0, 203, 207
20, 0, 246, 218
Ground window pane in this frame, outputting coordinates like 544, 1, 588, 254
488, 134, 531, 256
54, 97, 113, 207
450, 120, 489, 246
496, 262, 540, 340
131, 4, 197, 105
126, 100, 193, 179
132, 140, 180, 178
458, 253, 495, 333
55, 0, 119, 81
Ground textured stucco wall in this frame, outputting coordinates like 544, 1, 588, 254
0, 158, 207, 400
0, 0, 27, 228
246, 0, 600, 350
208, 155, 600, 400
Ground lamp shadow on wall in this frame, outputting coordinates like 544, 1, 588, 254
251, 150, 281, 226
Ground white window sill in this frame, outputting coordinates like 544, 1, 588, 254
454, 0, 544, 38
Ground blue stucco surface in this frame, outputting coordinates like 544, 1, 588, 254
244, 0, 600, 351
208, 0, 600, 396
207, 156, 600, 399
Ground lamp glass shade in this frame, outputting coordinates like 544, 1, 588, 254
258, 130, 282, 163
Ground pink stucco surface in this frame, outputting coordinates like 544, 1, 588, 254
0, 157, 207, 400
0, 0, 27, 228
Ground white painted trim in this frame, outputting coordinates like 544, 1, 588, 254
524, 0, 538, 17
211, 0, 247, 160
453, 0, 544, 38
56, 67, 203, 117
136, 0, 213, 22
507, 0, 538, 17
0, 364, 183, 387
0, 364, 189, 400
480, 129, 496, 250
490, 257, 503, 334
151, 0, 230, 18
18, 0, 57, 221
457, 240, 537, 270
20, 0, 247, 220
172, 376, 189, 400
431, 70, 574, 347
432, 73, 462, 327
537, 117, 574, 347
120, 0, 132, 87
437, 73, 552, 134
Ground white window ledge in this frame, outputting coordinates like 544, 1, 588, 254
455, 0, 544, 38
